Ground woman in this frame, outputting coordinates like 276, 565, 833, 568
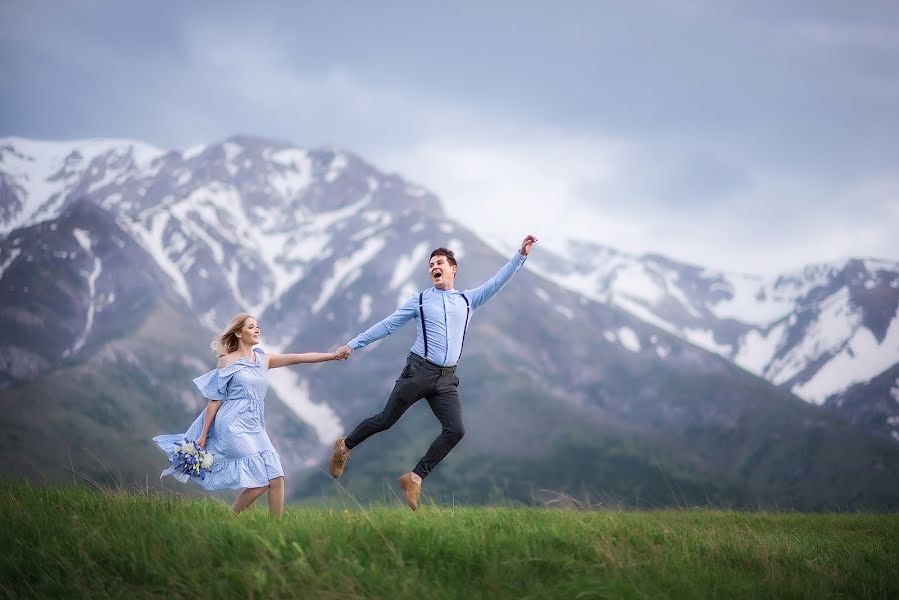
154, 313, 341, 517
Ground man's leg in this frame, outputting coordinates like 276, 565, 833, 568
398, 373, 463, 511
330, 358, 428, 478
412, 374, 464, 480
345, 374, 425, 449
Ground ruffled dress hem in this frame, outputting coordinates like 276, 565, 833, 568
153, 435, 284, 490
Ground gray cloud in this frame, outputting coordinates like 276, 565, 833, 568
1, 0, 897, 272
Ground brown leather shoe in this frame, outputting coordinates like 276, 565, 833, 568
329, 437, 350, 478
397, 473, 421, 511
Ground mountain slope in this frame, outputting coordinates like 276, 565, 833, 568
1, 135, 898, 509
526, 241, 899, 405
824, 362, 899, 445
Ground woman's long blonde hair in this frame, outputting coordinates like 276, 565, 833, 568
211, 313, 254, 357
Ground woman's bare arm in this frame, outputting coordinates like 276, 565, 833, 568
267, 351, 341, 369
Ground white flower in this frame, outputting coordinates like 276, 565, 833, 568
181, 441, 197, 455
172, 442, 182, 454
200, 453, 214, 469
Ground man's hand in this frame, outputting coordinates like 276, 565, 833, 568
520, 234, 538, 256
335, 344, 352, 360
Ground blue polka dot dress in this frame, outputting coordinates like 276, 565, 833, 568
153, 347, 284, 490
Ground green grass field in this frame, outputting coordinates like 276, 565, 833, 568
1, 480, 897, 599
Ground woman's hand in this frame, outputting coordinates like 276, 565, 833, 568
196, 434, 207, 450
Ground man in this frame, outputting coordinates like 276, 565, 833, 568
331, 234, 538, 511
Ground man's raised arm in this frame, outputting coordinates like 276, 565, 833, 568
465, 234, 537, 310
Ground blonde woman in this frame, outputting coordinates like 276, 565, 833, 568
154, 313, 342, 517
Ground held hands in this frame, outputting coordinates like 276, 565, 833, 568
520, 234, 538, 256
334, 344, 353, 360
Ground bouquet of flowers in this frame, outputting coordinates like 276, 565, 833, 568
162, 438, 215, 483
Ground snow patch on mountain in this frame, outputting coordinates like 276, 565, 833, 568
618, 327, 641, 353
614, 263, 665, 304
182, 144, 206, 160
0, 248, 21, 280
123, 212, 193, 305
793, 307, 899, 404
0, 137, 163, 236
312, 237, 386, 313
266, 360, 342, 443
359, 294, 373, 323
734, 323, 785, 374
555, 305, 575, 320
708, 273, 793, 325
325, 153, 348, 183
405, 184, 428, 197
683, 328, 731, 355
396, 282, 417, 308
223, 142, 242, 176
267, 149, 312, 199
768, 288, 860, 386
390, 242, 429, 289
610, 295, 677, 334
448, 239, 465, 260
175, 204, 226, 264
64, 229, 102, 357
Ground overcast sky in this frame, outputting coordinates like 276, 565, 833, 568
2, 1, 898, 273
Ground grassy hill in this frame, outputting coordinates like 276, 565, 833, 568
2, 480, 897, 599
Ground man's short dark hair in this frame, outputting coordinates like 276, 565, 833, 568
430, 247, 457, 267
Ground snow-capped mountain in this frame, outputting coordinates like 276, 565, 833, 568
2, 135, 898, 509
525, 240, 899, 406
1, 135, 454, 443
6, 135, 896, 410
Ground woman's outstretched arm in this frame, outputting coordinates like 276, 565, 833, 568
267, 351, 342, 369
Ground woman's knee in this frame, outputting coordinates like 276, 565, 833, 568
269, 476, 284, 489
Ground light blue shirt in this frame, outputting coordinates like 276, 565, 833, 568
348, 252, 527, 366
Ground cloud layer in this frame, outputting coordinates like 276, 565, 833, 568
1, 1, 897, 273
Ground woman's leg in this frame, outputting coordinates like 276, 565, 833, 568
267, 476, 285, 518
232, 485, 268, 513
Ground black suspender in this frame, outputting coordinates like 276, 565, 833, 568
418, 292, 429, 360
419, 292, 471, 364
459, 293, 470, 360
